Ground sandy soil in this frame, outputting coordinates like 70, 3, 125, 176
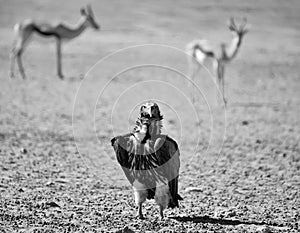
0, 0, 299, 232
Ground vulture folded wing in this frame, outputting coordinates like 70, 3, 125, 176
111, 134, 161, 188
111, 134, 182, 206
154, 135, 182, 208
111, 134, 135, 185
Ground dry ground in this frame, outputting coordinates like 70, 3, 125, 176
0, 0, 299, 232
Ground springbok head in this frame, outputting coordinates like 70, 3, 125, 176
228, 17, 248, 38
80, 4, 100, 30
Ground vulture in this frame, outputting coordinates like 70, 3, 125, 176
111, 102, 183, 219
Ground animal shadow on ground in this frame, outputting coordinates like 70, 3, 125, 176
170, 215, 282, 227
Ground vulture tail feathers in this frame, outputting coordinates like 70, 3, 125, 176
177, 194, 183, 200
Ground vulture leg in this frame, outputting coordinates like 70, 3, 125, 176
136, 202, 144, 219
134, 186, 147, 219
159, 204, 164, 220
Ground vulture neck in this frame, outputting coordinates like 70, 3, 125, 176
149, 120, 162, 137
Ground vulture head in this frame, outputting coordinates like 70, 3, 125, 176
137, 102, 163, 139
140, 102, 163, 121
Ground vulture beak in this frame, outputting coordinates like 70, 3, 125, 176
141, 106, 152, 118
147, 107, 152, 118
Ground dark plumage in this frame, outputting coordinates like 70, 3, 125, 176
111, 102, 182, 219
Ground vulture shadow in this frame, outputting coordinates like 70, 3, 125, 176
170, 215, 281, 227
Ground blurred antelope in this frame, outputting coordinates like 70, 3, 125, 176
9, 4, 100, 79
186, 18, 248, 104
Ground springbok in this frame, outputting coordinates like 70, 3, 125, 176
186, 18, 248, 104
9, 4, 100, 79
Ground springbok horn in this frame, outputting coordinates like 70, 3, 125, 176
86, 4, 93, 16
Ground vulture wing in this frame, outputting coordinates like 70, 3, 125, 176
111, 133, 135, 184
111, 134, 182, 206
154, 135, 182, 208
